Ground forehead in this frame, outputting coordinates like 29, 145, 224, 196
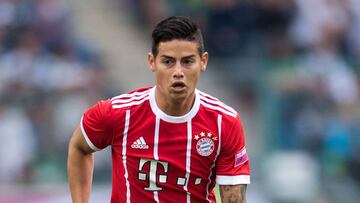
157, 40, 199, 57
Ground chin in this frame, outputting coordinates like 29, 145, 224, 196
169, 91, 188, 100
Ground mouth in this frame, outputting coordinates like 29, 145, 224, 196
171, 81, 186, 92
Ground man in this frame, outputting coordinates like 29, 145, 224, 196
68, 16, 250, 203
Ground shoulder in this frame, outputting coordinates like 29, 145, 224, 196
197, 89, 238, 119
110, 86, 152, 109
85, 87, 153, 126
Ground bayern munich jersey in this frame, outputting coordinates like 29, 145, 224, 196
81, 86, 250, 203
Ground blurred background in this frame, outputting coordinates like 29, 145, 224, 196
0, 0, 359, 202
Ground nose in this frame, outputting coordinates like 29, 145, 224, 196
173, 62, 184, 79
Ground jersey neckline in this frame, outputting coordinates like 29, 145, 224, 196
149, 86, 200, 123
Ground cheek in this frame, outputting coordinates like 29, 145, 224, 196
186, 70, 200, 82
155, 69, 171, 83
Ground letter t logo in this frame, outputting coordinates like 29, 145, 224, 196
138, 158, 169, 191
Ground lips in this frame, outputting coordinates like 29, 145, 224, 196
171, 81, 186, 92
172, 81, 186, 87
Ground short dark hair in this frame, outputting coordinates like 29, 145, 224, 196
151, 16, 204, 57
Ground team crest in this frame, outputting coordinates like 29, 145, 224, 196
194, 132, 217, 156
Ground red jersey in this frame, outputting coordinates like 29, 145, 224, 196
81, 86, 250, 203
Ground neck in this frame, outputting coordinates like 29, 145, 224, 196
155, 89, 195, 116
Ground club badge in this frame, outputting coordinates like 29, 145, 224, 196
194, 132, 217, 156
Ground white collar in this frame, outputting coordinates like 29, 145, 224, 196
149, 86, 200, 123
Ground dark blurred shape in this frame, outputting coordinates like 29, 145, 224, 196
205, 0, 260, 57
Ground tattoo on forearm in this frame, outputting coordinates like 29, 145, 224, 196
220, 185, 247, 203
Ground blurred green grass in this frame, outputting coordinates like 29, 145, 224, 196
215, 185, 221, 202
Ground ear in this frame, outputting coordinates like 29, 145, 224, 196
200, 52, 208, 72
148, 52, 155, 72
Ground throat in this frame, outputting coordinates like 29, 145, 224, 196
157, 94, 195, 116
165, 100, 194, 116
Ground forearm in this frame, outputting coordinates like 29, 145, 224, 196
68, 140, 94, 203
220, 184, 247, 203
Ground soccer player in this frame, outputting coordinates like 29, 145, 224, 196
67, 16, 250, 203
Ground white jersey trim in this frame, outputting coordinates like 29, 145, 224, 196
111, 89, 151, 101
200, 100, 237, 118
149, 86, 200, 123
205, 114, 222, 201
153, 117, 160, 160
216, 175, 250, 185
80, 116, 101, 151
122, 110, 131, 203
112, 96, 149, 109
199, 93, 237, 115
112, 91, 149, 104
184, 120, 192, 203
153, 116, 160, 203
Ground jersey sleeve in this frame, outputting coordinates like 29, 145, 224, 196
80, 99, 114, 151
215, 114, 250, 185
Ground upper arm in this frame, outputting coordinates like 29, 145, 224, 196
219, 184, 247, 203
216, 115, 250, 185
80, 99, 116, 150
69, 126, 95, 154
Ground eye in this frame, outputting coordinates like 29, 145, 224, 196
162, 58, 174, 65
182, 58, 195, 65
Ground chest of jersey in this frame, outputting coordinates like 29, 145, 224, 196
111, 106, 220, 202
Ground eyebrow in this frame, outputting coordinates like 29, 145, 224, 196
182, 55, 196, 60
160, 54, 196, 59
160, 55, 174, 59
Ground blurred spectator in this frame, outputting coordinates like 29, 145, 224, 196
121, 0, 169, 31
0, 26, 44, 96
257, 0, 296, 58
263, 151, 320, 203
0, 0, 15, 27
347, 0, 360, 65
290, 0, 350, 51
204, 0, 260, 57
0, 0, 110, 183
0, 103, 36, 183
